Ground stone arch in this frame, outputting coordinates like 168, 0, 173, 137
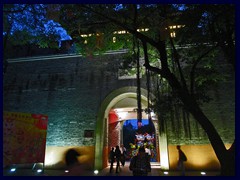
94, 86, 169, 170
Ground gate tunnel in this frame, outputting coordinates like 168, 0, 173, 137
94, 86, 169, 170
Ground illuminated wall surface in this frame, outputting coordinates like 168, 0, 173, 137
3, 52, 235, 169
3, 53, 139, 146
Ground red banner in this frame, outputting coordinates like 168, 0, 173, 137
3, 111, 48, 166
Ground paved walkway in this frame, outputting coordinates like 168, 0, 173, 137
3, 162, 220, 176
98, 162, 160, 176
97, 162, 220, 176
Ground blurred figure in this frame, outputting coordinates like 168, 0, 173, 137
136, 121, 144, 134
65, 149, 80, 167
109, 147, 115, 173
120, 144, 126, 166
63, 148, 90, 176
114, 145, 121, 173
176, 145, 187, 176
145, 145, 151, 161
129, 147, 151, 176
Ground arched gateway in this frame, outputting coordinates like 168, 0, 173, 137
94, 86, 169, 170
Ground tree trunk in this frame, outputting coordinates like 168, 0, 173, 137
145, 43, 235, 175
162, 64, 235, 176
220, 141, 235, 176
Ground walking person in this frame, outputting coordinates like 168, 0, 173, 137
63, 149, 90, 176
109, 147, 115, 173
176, 145, 187, 176
129, 147, 151, 176
145, 145, 152, 162
120, 144, 126, 166
115, 145, 121, 173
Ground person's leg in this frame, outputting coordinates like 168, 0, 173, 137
116, 159, 120, 173
182, 162, 185, 176
110, 160, 114, 173
179, 161, 185, 176
177, 160, 181, 170
122, 156, 125, 166
120, 155, 123, 166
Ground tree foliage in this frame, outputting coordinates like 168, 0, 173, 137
3, 4, 62, 56
57, 4, 234, 104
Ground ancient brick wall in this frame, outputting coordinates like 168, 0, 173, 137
3, 52, 235, 147
3, 53, 138, 146
165, 55, 235, 145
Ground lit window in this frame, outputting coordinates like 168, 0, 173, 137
113, 37, 116, 43
170, 32, 176, 38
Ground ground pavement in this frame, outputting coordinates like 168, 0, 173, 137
97, 162, 220, 176
3, 162, 220, 176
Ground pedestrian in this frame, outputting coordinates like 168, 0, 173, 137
109, 147, 115, 173
145, 145, 151, 161
120, 144, 126, 166
129, 146, 151, 176
65, 148, 80, 167
114, 145, 121, 173
176, 145, 187, 176
63, 148, 90, 176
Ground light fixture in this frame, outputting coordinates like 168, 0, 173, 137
37, 169, 42, 173
117, 112, 127, 120
163, 171, 169, 175
10, 168, 16, 172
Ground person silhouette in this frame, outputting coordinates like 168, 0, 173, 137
114, 145, 121, 173
63, 148, 89, 176
176, 145, 187, 176
120, 144, 126, 166
65, 148, 80, 167
109, 147, 115, 173
129, 146, 151, 176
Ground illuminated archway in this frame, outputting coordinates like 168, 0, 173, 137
94, 86, 169, 170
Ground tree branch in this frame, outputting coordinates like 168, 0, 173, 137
3, 4, 29, 14
190, 44, 218, 95
169, 36, 189, 93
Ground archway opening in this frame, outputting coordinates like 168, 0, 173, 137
107, 97, 159, 164
94, 87, 168, 170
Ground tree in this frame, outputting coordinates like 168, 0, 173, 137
3, 4, 62, 74
57, 4, 235, 175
